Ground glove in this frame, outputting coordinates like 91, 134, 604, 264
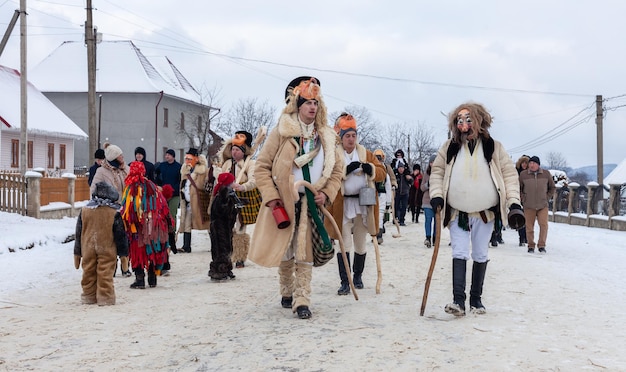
510, 203, 522, 211
361, 163, 373, 176
430, 197, 444, 212
346, 161, 361, 174
74, 255, 81, 270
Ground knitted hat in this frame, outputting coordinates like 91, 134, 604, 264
529, 156, 540, 165
166, 149, 176, 157
213, 172, 235, 196
134, 147, 146, 157
413, 164, 421, 171
336, 114, 357, 138
103, 142, 123, 162
94, 149, 105, 160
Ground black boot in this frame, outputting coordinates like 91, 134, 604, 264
490, 231, 498, 247
130, 268, 145, 289
352, 253, 366, 289
180, 232, 191, 253
376, 228, 383, 244
445, 258, 466, 316
147, 263, 157, 288
169, 232, 177, 254
470, 261, 488, 314
496, 231, 504, 244
337, 252, 351, 295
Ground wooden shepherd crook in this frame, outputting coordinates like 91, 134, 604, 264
293, 180, 358, 301
390, 188, 402, 238
420, 207, 442, 316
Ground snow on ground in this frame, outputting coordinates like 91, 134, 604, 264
1, 211, 626, 371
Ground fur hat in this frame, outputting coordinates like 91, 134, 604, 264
103, 142, 123, 162
186, 148, 199, 157
529, 156, 540, 165
232, 131, 253, 155
336, 113, 357, 138
94, 149, 105, 160
285, 76, 321, 107
166, 149, 176, 158
373, 149, 385, 160
92, 181, 119, 201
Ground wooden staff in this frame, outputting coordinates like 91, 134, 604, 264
293, 180, 358, 301
370, 228, 383, 294
420, 207, 442, 316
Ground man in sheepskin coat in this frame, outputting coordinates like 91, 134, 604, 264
326, 113, 385, 296
429, 102, 522, 317
179, 148, 212, 252
249, 76, 343, 320
74, 182, 128, 305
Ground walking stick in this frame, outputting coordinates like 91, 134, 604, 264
366, 205, 383, 294
420, 207, 442, 316
293, 180, 358, 301
390, 188, 402, 238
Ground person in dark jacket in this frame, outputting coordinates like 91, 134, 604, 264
515, 155, 530, 246
394, 163, 413, 226
519, 156, 556, 254
155, 149, 182, 255
132, 146, 155, 182
408, 164, 423, 223
87, 149, 105, 186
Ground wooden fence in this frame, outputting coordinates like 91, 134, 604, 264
0, 172, 27, 215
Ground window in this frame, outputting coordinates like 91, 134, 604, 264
60, 144, 66, 169
47, 143, 54, 168
27, 141, 33, 168
180, 112, 185, 130
163, 108, 169, 128
11, 139, 18, 168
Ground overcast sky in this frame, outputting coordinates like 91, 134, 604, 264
1, 0, 625, 169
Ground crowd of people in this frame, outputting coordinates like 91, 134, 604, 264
75, 75, 553, 320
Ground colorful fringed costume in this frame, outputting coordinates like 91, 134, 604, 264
121, 161, 172, 288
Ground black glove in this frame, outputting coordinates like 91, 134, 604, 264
361, 163, 373, 176
346, 161, 361, 174
430, 197, 444, 212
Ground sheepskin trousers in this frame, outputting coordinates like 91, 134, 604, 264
81, 242, 117, 306
278, 259, 312, 311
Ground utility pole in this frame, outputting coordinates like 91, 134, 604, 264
0, 10, 20, 57
85, 0, 97, 165
595, 95, 603, 185
19, 0, 27, 175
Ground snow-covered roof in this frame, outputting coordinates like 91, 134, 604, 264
29, 40, 200, 103
0, 65, 88, 139
604, 158, 626, 186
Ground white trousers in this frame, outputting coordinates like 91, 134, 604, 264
449, 215, 493, 263
339, 214, 369, 255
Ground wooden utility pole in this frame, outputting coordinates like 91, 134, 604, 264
595, 95, 603, 185
85, 0, 97, 164
19, 0, 27, 175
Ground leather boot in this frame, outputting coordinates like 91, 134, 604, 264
120, 256, 132, 277
168, 232, 177, 254
444, 258, 466, 316
490, 231, 498, 247
130, 268, 145, 289
278, 259, 295, 309
181, 232, 192, 253
470, 261, 488, 314
147, 263, 157, 288
376, 228, 383, 244
337, 252, 351, 295
352, 253, 366, 289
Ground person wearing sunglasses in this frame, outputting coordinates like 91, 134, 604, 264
429, 102, 522, 317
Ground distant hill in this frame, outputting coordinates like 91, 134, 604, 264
571, 164, 617, 181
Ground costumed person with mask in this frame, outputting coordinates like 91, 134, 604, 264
373, 149, 397, 244
74, 182, 128, 305
208, 172, 243, 281
90, 142, 131, 277
327, 113, 385, 295
179, 148, 212, 253
121, 161, 172, 289
390, 149, 407, 170
216, 129, 264, 268
429, 102, 523, 316
249, 76, 343, 319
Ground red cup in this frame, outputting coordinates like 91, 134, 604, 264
272, 205, 290, 229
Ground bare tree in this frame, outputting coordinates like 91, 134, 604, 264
176, 85, 223, 158
215, 97, 276, 156
408, 122, 437, 169
569, 170, 590, 185
545, 151, 568, 171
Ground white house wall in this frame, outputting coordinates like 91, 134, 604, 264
0, 130, 75, 172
